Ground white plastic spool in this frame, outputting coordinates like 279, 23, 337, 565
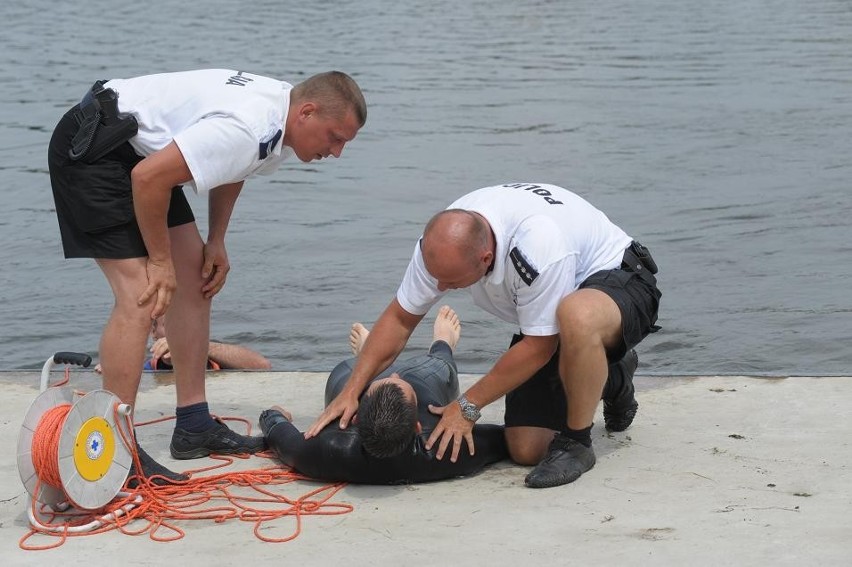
16, 354, 141, 533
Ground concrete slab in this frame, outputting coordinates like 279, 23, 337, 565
1, 369, 849, 566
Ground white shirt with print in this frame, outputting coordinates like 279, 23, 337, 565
396, 183, 633, 336
106, 69, 293, 194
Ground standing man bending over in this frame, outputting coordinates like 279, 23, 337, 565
308, 183, 660, 488
48, 69, 366, 482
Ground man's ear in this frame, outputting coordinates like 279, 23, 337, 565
298, 101, 317, 120
415, 421, 422, 434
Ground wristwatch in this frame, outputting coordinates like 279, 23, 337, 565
457, 394, 482, 423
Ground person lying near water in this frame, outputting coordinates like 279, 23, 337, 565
95, 316, 271, 372
260, 306, 508, 484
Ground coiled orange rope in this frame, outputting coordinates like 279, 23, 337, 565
20, 391, 353, 550
29, 403, 73, 490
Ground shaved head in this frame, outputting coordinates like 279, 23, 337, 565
421, 209, 494, 291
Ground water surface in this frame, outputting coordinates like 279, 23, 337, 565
1, 0, 850, 374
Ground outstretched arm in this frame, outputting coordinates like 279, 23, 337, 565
208, 341, 271, 369
305, 298, 424, 437
260, 408, 304, 469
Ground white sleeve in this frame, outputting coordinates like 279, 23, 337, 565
516, 254, 577, 336
395, 240, 445, 316
173, 116, 258, 194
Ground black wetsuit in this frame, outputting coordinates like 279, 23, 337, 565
262, 342, 508, 484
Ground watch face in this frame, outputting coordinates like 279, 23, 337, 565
458, 396, 480, 422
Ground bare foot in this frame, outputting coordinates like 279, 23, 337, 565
349, 322, 370, 356
433, 305, 461, 350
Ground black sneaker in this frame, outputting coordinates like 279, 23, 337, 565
603, 349, 639, 432
524, 433, 596, 489
170, 418, 266, 460
126, 443, 188, 488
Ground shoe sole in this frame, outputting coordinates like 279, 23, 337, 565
524, 459, 596, 489
170, 444, 264, 460
170, 445, 214, 460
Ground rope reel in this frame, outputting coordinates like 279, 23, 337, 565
18, 387, 133, 510
17, 353, 134, 517
17, 352, 355, 549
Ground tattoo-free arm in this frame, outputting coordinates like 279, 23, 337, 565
207, 341, 271, 369
131, 142, 193, 318
202, 182, 243, 298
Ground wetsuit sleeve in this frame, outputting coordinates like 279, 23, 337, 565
263, 419, 308, 470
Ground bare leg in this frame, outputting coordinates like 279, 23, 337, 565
97, 258, 187, 484
349, 322, 370, 356
164, 223, 210, 407
556, 288, 623, 430
96, 258, 153, 409
524, 288, 622, 488
432, 305, 461, 350
351, 305, 461, 356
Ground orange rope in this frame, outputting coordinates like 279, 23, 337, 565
20, 379, 353, 550
30, 404, 72, 489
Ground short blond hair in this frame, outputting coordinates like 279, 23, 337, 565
292, 71, 367, 126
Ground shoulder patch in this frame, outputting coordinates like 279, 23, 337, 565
258, 128, 282, 159
510, 247, 539, 285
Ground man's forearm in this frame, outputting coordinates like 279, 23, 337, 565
264, 419, 304, 469
207, 342, 271, 370
342, 298, 424, 397
208, 182, 243, 243
465, 334, 558, 408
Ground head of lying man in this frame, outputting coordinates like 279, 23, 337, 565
356, 373, 421, 458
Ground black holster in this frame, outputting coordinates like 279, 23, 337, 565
622, 241, 659, 275
68, 81, 138, 163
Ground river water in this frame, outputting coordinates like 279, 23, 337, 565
1, 0, 850, 375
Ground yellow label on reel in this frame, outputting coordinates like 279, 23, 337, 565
73, 417, 116, 481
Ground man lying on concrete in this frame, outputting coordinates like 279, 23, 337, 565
260, 306, 508, 484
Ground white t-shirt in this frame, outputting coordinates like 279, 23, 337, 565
105, 69, 293, 194
396, 183, 633, 336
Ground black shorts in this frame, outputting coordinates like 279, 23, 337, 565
504, 245, 661, 429
48, 105, 194, 259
